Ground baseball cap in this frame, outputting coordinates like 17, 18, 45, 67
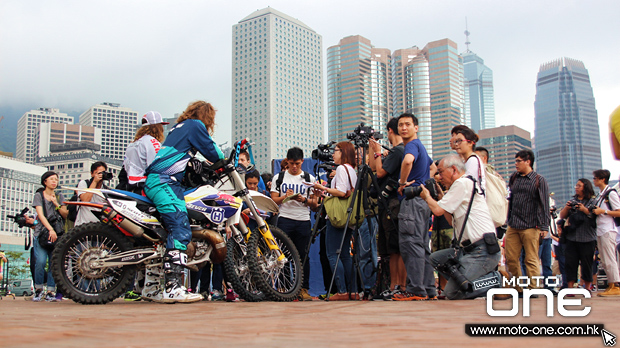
142, 111, 170, 125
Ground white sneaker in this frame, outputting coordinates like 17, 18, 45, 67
32, 289, 44, 302
161, 285, 203, 303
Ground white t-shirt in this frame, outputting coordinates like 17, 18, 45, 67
465, 154, 486, 192
76, 179, 107, 226
330, 164, 357, 194
594, 186, 620, 236
271, 170, 315, 221
437, 176, 495, 245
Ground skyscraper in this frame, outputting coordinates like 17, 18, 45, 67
327, 35, 391, 144
78, 102, 140, 162
392, 47, 432, 154
390, 39, 464, 159
422, 39, 465, 160
462, 30, 495, 132
534, 57, 602, 204
478, 125, 531, 180
16, 108, 74, 164
232, 7, 323, 172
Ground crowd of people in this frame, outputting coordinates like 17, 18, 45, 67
17, 102, 620, 303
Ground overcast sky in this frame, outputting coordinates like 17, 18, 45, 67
1, 0, 619, 177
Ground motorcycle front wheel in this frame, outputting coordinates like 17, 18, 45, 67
247, 225, 303, 301
222, 234, 265, 302
51, 222, 136, 304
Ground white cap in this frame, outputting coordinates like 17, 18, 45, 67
142, 111, 169, 125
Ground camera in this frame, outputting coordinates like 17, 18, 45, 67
550, 205, 558, 219
404, 178, 439, 200
101, 171, 114, 181
380, 177, 399, 199
436, 256, 471, 292
312, 141, 335, 163
346, 123, 383, 147
7, 208, 35, 228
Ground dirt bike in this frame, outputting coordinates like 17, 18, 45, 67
51, 139, 302, 304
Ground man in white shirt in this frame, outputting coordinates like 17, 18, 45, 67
591, 169, 620, 296
420, 154, 502, 300
271, 147, 318, 300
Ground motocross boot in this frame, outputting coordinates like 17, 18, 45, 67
141, 264, 164, 302
162, 249, 203, 303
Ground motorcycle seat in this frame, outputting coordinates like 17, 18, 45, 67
109, 189, 154, 205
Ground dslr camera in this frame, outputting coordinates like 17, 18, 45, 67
404, 178, 439, 200
101, 171, 114, 181
346, 122, 383, 147
7, 207, 35, 228
436, 256, 470, 292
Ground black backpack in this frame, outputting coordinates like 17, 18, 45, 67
274, 170, 311, 194
602, 188, 620, 226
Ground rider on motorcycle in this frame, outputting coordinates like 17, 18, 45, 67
145, 101, 225, 303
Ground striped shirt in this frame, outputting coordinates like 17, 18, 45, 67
507, 170, 550, 231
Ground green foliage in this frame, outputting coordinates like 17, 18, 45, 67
4, 251, 30, 282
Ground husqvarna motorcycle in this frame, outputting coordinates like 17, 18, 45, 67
51, 139, 303, 304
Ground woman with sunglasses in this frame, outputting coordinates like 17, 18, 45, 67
450, 125, 485, 191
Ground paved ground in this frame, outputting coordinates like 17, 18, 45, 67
1, 295, 618, 347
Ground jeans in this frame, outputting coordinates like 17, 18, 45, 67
33, 236, 55, 289
277, 217, 311, 289
430, 244, 500, 300
538, 238, 553, 289
325, 219, 356, 294
357, 218, 378, 291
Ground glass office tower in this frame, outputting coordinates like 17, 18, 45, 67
534, 57, 602, 205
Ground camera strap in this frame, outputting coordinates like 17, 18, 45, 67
452, 177, 477, 253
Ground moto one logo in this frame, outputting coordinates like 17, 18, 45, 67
487, 276, 591, 317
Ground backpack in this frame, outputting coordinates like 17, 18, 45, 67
601, 188, 620, 226
470, 156, 508, 228
274, 170, 311, 194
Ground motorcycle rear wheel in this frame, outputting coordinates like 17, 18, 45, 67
51, 222, 137, 304
247, 225, 303, 301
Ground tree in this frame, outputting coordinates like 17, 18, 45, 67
4, 251, 30, 282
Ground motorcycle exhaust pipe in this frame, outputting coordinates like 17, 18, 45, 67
191, 229, 227, 264
101, 206, 145, 238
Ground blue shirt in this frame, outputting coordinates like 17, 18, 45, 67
404, 139, 432, 186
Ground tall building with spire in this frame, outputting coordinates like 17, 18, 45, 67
232, 7, 323, 172
462, 25, 495, 132
534, 57, 602, 204
327, 35, 391, 144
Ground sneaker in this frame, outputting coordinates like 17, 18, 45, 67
44, 292, 56, 302
211, 290, 224, 301
392, 291, 428, 301
32, 289, 44, 302
124, 290, 142, 302
225, 289, 239, 302
51, 292, 64, 302
328, 293, 350, 301
299, 288, 313, 301
349, 292, 360, 301
161, 285, 203, 303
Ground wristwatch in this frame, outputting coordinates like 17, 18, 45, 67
604, 210, 608, 215
374, 153, 381, 159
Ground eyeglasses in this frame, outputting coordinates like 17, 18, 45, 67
450, 139, 469, 146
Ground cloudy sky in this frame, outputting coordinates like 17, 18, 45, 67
1, 0, 619, 175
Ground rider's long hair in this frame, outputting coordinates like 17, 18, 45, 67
133, 124, 164, 143
176, 101, 216, 135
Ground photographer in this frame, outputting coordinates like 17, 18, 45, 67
421, 155, 502, 300
76, 161, 110, 226
369, 117, 406, 300
559, 178, 597, 292
591, 169, 620, 296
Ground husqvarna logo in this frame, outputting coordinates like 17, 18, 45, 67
210, 210, 224, 223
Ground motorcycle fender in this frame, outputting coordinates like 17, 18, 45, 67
248, 190, 279, 214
